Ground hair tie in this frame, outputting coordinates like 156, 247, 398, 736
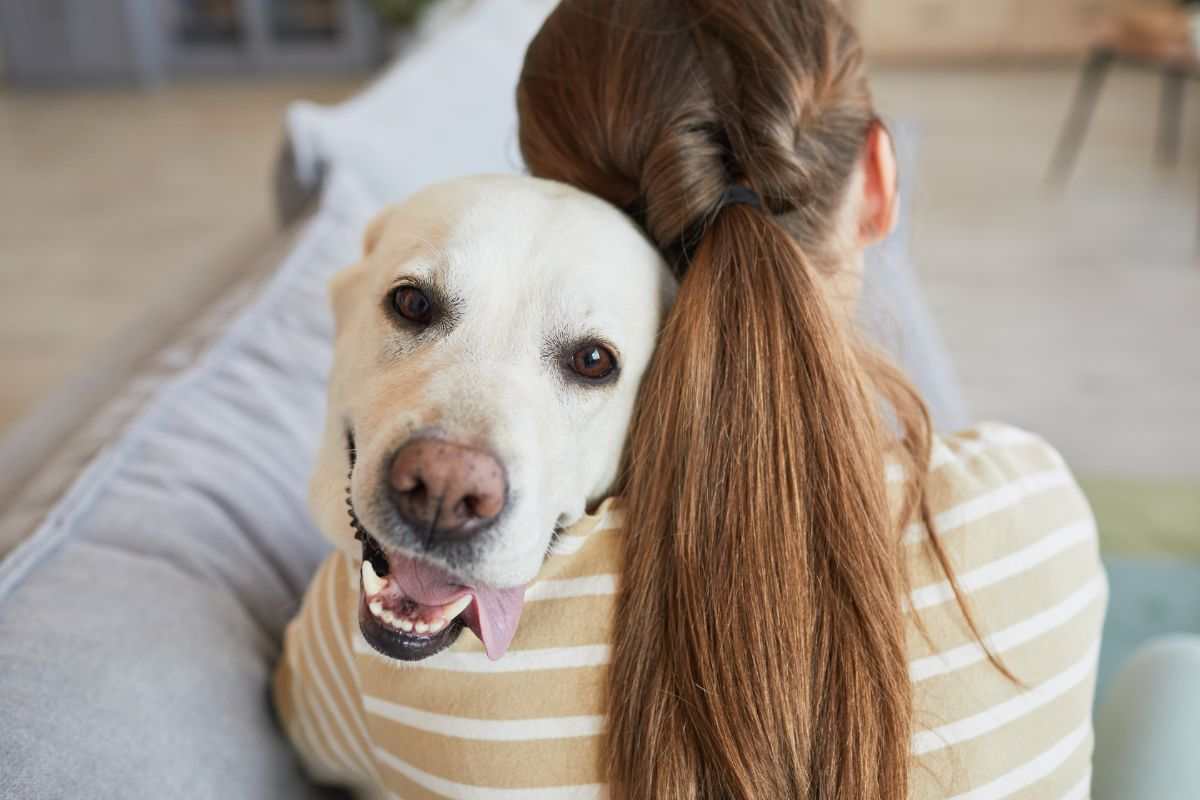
718, 185, 763, 212
623, 185, 766, 274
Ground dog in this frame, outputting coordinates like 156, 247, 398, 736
278, 174, 673, 791
305, 174, 674, 665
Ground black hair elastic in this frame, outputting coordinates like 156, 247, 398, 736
669, 185, 765, 269
717, 185, 763, 211
624, 185, 766, 274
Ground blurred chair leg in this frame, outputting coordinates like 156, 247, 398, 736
1157, 68, 1186, 168
1048, 49, 1115, 187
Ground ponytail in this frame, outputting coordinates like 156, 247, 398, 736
608, 205, 910, 798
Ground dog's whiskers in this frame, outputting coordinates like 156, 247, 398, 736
546, 524, 566, 556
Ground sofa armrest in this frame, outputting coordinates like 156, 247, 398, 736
0, 222, 305, 558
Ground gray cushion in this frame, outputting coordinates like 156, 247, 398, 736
0, 172, 376, 800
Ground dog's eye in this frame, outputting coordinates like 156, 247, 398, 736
391, 286, 434, 325
571, 344, 617, 381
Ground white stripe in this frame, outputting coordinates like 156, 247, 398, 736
373, 746, 606, 799
908, 519, 1095, 612
550, 535, 591, 556
929, 440, 955, 469
905, 467, 1074, 544
342, 551, 359, 589
297, 605, 366, 775
891, 426, 1044, 484
550, 510, 623, 556
303, 566, 377, 775
944, 720, 1090, 800
934, 426, 1043, 468
551, 529, 614, 556
317, 557, 382, 779
293, 677, 351, 782
526, 574, 617, 602
354, 634, 611, 672
1060, 770, 1091, 800
909, 575, 1106, 682
286, 628, 336, 778
364, 695, 604, 741
912, 642, 1098, 755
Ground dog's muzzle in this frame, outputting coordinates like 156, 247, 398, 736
346, 432, 527, 662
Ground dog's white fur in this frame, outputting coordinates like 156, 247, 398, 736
309, 175, 674, 589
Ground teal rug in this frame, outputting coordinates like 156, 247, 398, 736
1080, 478, 1200, 705
1097, 558, 1200, 705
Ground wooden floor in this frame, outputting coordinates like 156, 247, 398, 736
0, 78, 359, 432
873, 66, 1200, 479
0, 68, 1197, 478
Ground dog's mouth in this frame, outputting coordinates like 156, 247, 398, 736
345, 434, 526, 662
353, 520, 468, 661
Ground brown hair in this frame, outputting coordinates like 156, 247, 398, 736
518, 2, 977, 797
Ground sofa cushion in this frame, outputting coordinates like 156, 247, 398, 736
0, 171, 376, 800
285, 0, 557, 208
0, 234, 297, 560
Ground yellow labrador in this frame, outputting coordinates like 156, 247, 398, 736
306, 174, 673, 662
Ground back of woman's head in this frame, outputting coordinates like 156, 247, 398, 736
518, 2, 932, 797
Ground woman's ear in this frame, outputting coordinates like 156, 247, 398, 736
856, 122, 899, 247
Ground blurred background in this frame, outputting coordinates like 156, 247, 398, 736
0, 0, 1197, 682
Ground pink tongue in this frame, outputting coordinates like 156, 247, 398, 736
386, 553, 527, 661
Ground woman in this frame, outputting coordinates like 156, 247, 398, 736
274, 1, 1107, 796
516, 1, 1105, 797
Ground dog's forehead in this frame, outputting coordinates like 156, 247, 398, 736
451, 184, 653, 288
395, 177, 658, 290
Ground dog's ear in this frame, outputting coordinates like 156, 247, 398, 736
327, 208, 395, 334
362, 207, 395, 256
327, 262, 367, 336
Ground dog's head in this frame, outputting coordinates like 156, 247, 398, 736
310, 175, 673, 662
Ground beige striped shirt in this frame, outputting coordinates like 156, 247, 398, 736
275, 423, 1106, 799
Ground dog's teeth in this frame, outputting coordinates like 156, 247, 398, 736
444, 596, 472, 620
366, 589, 467, 635
361, 561, 386, 596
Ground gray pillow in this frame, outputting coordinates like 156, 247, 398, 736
0, 172, 376, 800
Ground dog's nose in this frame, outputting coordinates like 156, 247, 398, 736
388, 439, 507, 540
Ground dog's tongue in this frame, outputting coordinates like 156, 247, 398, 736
387, 553, 526, 660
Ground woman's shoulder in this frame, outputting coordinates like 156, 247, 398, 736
914, 422, 1102, 581
933, 422, 1066, 476
906, 424, 1107, 799
926, 423, 1092, 522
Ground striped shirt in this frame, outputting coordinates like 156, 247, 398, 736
274, 423, 1107, 799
